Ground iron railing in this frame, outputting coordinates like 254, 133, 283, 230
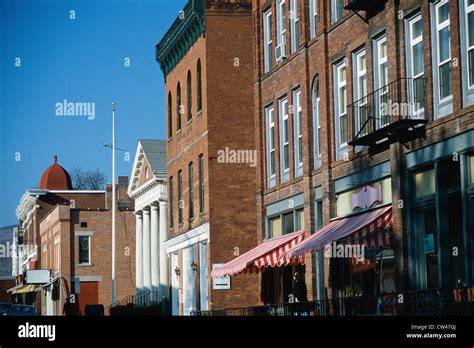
348, 77, 426, 142
191, 288, 474, 316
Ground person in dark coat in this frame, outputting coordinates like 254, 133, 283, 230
292, 272, 308, 302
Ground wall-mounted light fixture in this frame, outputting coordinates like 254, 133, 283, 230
174, 266, 181, 277
191, 260, 198, 275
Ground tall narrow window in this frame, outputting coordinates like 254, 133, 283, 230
312, 76, 321, 168
197, 60, 202, 112
168, 92, 173, 138
293, 89, 303, 177
275, 0, 287, 62
188, 162, 194, 220
263, 8, 273, 73
78, 236, 90, 265
279, 97, 290, 183
374, 35, 388, 128
266, 105, 276, 188
290, 0, 299, 53
177, 82, 182, 130
353, 48, 368, 137
406, 13, 425, 118
461, 0, 474, 105
334, 60, 347, 159
331, 0, 344, 24
187, 71, 192, 121
309, 0, 318, 39
178, 170, 183, 224
169, 176, 174, 228
431, 0, 452, 118
199, 154, 204, 213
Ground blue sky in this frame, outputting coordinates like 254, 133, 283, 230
0, 0, 187, 226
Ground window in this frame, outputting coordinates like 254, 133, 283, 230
266, 105, 276, 188
275, 0, 287, 62
293, 89, 303, 177
295, 209, 304, 231
283, 212, 295, 235
406, 13, 425, 118
169, 176, 174, 228
279, 97, 290, 182
309, 0, 318, 39
178, 170, 183, 224
199, 154, 205, 213
54, 240, 60, 270
431, 0, 452, 118
269, 216, 282, 238
415, 168, 436, 198
290, 0, 299, 53
188, 162, 194, 220
470, 155, 474, 185
461, 0, 474, 105
334, 60, 348, 159
177, 82, 182, 130
331, 0, 344, 24
78, 236, 90, 265
144, 166, 149, 180
168, 92, 173, 138
197, 60, 202, 112
312, 76, 321, 168
315, 199, 323, 229
263, 8, 273, 73
353, 48, 368, 138
374, 35, 389, 127
187, 70, 192, 121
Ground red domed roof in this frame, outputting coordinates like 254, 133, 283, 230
39, 155, 73, 190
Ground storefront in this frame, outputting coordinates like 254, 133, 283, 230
405, 130, 474, 290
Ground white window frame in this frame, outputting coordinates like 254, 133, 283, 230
312, 76, 321, 168
406, 13, 425, 118
276, 0, 287, 62
460, 0, 474, 106
279, 97, 290, 183
54, 238, 60, 271
353, 48, 368, 140
78, 235, 91, 265
290, 0, 299, 53
309, 0, 318, 39
331, 0, 344, 24
293, 89, 303, 177
374, 34, 389, 128
263, 8, 273, 73
334, 60, 348, 160
266, 105, 276, 188
431, 0, 453, 118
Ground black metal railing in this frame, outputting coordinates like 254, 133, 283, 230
348, 77, 426, 142
110, 291, 165, 316
191, 288, 474, 316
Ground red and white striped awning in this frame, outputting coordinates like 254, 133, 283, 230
284, 206, 393, 258
211, 231, 305, 277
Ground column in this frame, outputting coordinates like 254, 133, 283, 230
135, 212, 143, 301
159, 201, 169, 304
150, 204, 159, 303
142, 207, 152, 303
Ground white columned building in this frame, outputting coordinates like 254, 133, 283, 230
128, 140, 169, 309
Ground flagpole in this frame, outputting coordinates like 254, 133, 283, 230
112, 102, 116, 307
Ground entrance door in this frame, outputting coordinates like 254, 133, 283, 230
78, 282, 99, 315
182, 247, 196, 315
171, 253, 179, 315
199, 243, 208, 311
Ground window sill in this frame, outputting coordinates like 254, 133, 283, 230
196, 109, 203, 117
187, 119, 192, 125
176, 129, 182, 135
78, 263, 92, 267
168, 137, 173, 143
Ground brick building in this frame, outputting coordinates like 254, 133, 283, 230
155, 0, 260, 314
212, 0, 474, 310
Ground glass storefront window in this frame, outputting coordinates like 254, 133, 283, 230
420, 207, 438, 288
470, 156, 474, 185
283, 212, 294, 235
415, 168, 436, 198
295, 209, 304, 232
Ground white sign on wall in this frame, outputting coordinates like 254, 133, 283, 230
212, 264, 231, 290
25, 270, 50, 284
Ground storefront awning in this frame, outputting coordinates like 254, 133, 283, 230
284, 206, 392, 258
211, 231, 305, 277
7, 284, 37, 294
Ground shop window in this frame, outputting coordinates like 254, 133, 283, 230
269, 216, 282, 238
283, 212, 294, 235
295, 209, 304, 231
415, 168, 436, 198
418, 207, 439, 288
469, 155, 474, 185
316, 200, 323, 229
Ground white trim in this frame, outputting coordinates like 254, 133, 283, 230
263, 8, 273, 73
75, 231, 94, 236
406, 13, 425, 118
293, 88, 303, 177
164, 222, 210, 254
279, 97, 290, 182
266, 105, 276, 188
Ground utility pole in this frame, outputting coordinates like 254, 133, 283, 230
111, 102, 116, 307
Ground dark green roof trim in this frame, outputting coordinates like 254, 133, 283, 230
155, 0, 205, 79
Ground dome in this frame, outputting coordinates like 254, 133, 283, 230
39, 155, 73, 190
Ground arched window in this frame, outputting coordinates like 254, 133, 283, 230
168, 92, 173, 138
187, 70, 192, 121
312, 75, 321, 168
177, 82, 182, 130
197, 59, 202, 112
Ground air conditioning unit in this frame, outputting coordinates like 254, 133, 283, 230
275, 42, 286, 63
